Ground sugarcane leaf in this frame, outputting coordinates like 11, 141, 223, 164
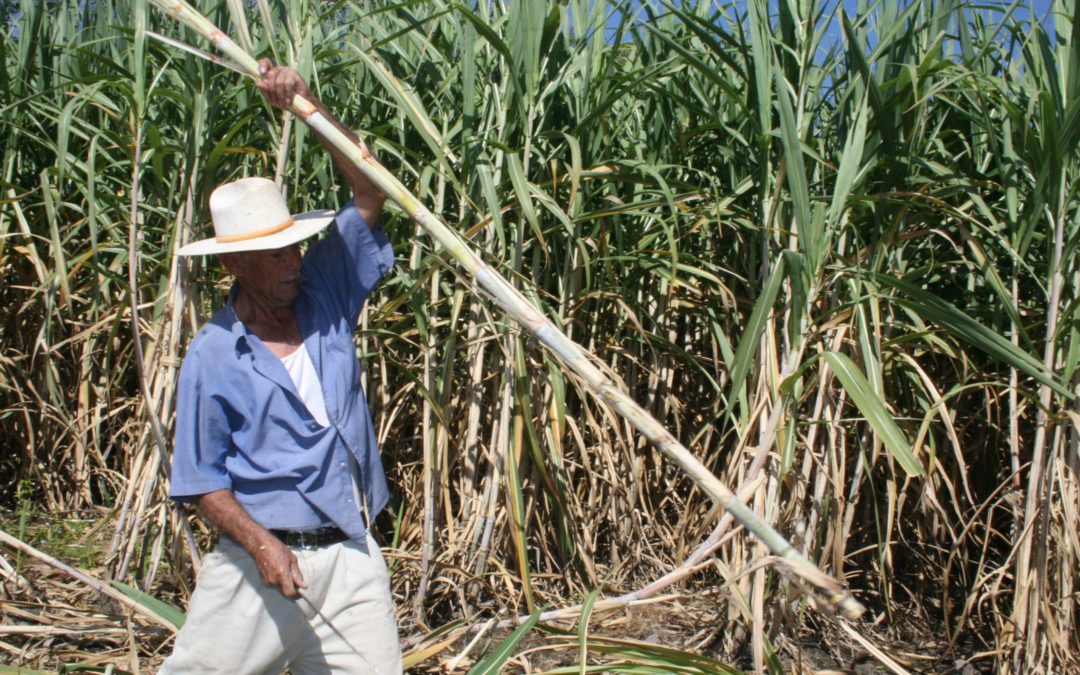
577, 589, 599, 674
59, 665, 130, 674
1065, 0, 1080, 111
452, 2, 513, 63
467, 609, 542, 675
108, 580, 186, 628
841, 11, 897, 151
348, 42, 460, 171
763, 634, 785, 675
507, 152, 545, 245
224, 0, 254, 55
402, 619, 467, 669
745, 0, 773, 136
1059, 96, 1080, 159
506, 0, 547, 99
822, 351, 923, 476
640, 19, 747, 105
726, 256, 786, 419
874, 274, 1071, 398
40, 171, 71, 310
578, 635, 746, 673
506, 343, 537, 615
775, 75, 813, 261
827, 89, 869, 228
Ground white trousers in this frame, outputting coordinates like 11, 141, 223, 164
160, 534, 402, 674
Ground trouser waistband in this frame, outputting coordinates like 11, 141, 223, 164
268, 525, 348, 550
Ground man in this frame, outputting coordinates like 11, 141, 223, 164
160, 62, 402, 674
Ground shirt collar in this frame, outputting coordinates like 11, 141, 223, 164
224, 283, 253, 356
223, 282, 312, 374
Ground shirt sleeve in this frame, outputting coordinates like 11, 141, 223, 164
301, 199, 395, 325
169, 347, 235, 502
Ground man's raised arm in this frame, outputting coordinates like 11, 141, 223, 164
256, 60, 386, 227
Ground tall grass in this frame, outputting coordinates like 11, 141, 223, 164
1, 0, 1077, 671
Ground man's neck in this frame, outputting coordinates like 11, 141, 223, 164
234, 290, 301, 356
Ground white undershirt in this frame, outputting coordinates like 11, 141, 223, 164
280, 344, 330, 427
280, 344, 363, 515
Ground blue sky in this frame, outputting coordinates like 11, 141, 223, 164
833, 0, 1062, 49
1010, 0, 1057, 27
607, 1, 1064, 43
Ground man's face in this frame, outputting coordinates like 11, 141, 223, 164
224, 243, 304, 308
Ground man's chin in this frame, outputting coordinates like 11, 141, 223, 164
279, 286, 301, 304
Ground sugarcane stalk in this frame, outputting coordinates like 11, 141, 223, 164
147, 0, 864, 620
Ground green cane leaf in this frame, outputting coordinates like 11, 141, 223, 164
822, 351, 923, 476
108, 580, 186, 628
467, 609, 542, 675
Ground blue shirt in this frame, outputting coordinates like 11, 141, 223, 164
169, 201, 395, 543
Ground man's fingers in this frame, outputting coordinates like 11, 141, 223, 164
263, 72, 292, 107
276, 74, 294, 105
279, 573, 297, 599
279, 556, 306, 598
291, 564, 307, 590
254, 540, 305, 598
255, 62, 294, 109
254, 64, 312, 112
265, 69, 283, 103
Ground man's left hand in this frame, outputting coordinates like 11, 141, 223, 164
256, 60, 311, 110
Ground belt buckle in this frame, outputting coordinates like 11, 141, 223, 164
294, 530, 318, 550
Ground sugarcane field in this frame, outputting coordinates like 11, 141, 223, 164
1, 0, 1078, 672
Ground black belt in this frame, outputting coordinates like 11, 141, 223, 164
269, 525, 349, 550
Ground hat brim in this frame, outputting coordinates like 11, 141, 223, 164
176, 209, 336, 256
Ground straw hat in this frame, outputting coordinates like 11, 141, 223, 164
177, 177, 335, 256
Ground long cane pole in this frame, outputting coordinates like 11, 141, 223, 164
147, 0, 864, 620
